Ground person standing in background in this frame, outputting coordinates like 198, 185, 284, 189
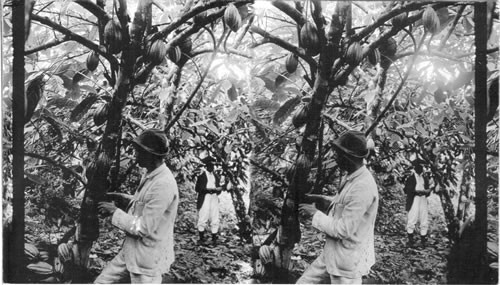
404, 162, 432, 247
196, 156, 223, 245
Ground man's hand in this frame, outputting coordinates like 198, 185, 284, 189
98, 201, 117, 216
303, 194, 332, 213
299, 203, 318, 221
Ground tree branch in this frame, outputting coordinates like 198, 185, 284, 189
30, 14, 119, 69
271, 0, 305, 26
365, 32, 427, 136
438, 5, 466, 51
25, 152, 87, 186
25, 36, 69, 55
250, 158, 288, 186
154, 0, 253, 42
164, 27, 224, 133
249, 25, 317, 71
73, 0, 109, 23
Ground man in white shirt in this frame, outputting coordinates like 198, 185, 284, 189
95, 129, 178, 283
298, 130, 379, 284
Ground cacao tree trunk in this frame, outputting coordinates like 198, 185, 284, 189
72, 1, 146, 281
471, 2, 488, 281
7, 0, 26, 281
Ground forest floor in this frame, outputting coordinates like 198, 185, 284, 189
26, 181, 450, 284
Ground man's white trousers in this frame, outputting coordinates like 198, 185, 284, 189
406, 195, 429, 236
197, 193, 220, 233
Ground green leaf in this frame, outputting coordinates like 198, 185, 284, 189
253, 98, 280, 111
272, 96, 301, 126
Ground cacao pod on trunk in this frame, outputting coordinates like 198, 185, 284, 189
104, 20, 123, 54
379, 37, 397, 58
145, 40, 167, 65
367, 48, 380, 66
224, 3, 241, 32
168, 46, 182, 64
300, 22, 320, 56
86, 51, 99, 71
285, 53, 299, 73
292, 104, 309, 128
422, 6, 440, 35
345, 41, 363, 66
93, 103, 109, 126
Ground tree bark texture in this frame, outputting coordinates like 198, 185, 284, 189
7, 0, 26, 281
472, 1, 489, 282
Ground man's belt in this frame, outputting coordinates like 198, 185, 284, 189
206, 190, 219, 194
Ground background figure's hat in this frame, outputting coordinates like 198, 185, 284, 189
132, 128, 168, 157
333, 130, 369, 158
200, 156, 216, 165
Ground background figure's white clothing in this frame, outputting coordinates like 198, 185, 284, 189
197, 193, 220, 233
406, 195, 429, 235
205, 170, 216, 189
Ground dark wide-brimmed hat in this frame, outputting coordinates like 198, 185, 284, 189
132, 128, 168, 157
333, 130, 369, 158
200, 156, 216, 165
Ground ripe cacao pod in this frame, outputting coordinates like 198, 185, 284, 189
300, 22, 320, 56
57, 243, 72, 263
285, 53, 298, 73
93, 103, 109, 126
224, 3, 242, 32
391, 11, 408, 28
104, 20, 123, 54
168, 46, 182, 64
367, 48, 380, 66
86, 51, 99, 71
25, 75, 45, 124
145, 39, 167, 65
25, 243, 40, 261
292, 104, 309, 128
53, 257, 64, 274
27, 261, 54, 275
39, 251, 49, 262
345, 41, 363, 65
422, 6, 440, 35
259, 245, 273, 264
379, 37, 397, 58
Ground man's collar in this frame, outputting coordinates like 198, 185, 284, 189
345, 165, 367, 181
144, 164, 167, 179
